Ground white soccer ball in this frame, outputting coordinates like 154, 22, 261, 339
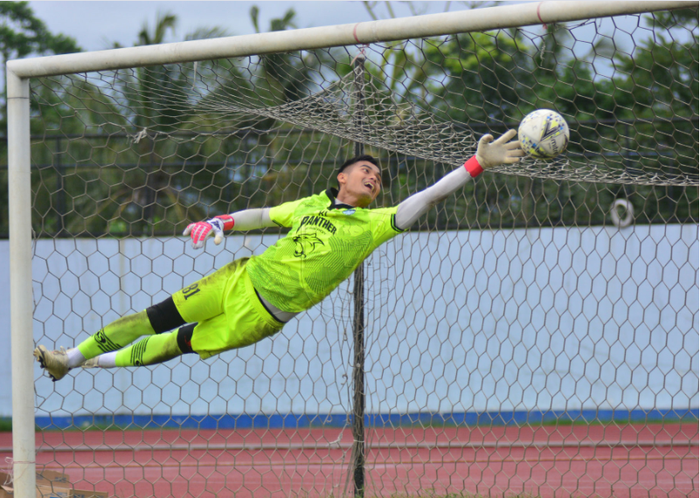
518, 109, 570, 160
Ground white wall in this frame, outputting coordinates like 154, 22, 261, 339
2, 224, 698, 418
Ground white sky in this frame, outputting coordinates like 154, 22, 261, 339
28, 1, 471, 52
23, 1, 672, 72
22, 2, 690, 82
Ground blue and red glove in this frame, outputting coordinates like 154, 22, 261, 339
183, 215, 235, 249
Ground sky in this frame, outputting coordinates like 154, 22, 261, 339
23, 1, 670, 76
28, 1, 471, 52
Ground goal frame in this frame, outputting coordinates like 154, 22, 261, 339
7, 2, 694, 497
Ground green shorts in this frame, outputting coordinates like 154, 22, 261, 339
172, 258, 284, 359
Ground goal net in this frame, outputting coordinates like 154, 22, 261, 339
7, 3, 698, 498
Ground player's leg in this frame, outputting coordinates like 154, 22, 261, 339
85, 323, 197, 368
35, 262, 234, 380
87, 259, 286, 365
74, 310, 156, 360
73, 261, 240, 371
35, 258, 275, 379
34, 297, 187, 381
76, 297, 185, 362
75, 266, 235, 371
188, 261, 285, 359
102, 292, 277, 366
84, 259, 258, 367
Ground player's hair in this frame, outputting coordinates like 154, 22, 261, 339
336, 155, 381, 187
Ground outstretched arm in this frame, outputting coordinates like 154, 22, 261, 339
395, 129, 524, 230
183, 208, 276, 249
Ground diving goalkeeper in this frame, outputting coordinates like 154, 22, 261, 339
34, 130, 524, 381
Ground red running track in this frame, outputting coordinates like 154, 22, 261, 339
1, 424, 697, 497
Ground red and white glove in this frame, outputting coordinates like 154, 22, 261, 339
183, 215, 235, 249
464, 129, 525, 177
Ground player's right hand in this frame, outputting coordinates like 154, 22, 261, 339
183, 218, 226, 249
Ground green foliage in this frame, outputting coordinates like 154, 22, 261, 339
408, 12, 698, 229
0, 2, 82, 232
250, 7, 326, 104
0, 8, 697, 238
0, 417, 11, 432
0, 1, 81, 130
423, 31, 533, 123
0, 2, 80, 62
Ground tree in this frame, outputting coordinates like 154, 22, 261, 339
606, 8, 699, 224
0, 2, 81, 236
25, 11, 237, 238
0, 2, 80, 120
27, 7, 333, 239
100, 12, 235, 233
249, 6, 319, 103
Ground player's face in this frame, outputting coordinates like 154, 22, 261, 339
337, 161, 382, 207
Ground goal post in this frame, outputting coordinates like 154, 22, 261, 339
5, 1, 693, 77
7, 67, 35, 498
7, 1, 698, 497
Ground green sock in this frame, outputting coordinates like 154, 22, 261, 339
114, 330, 183, 367
77, 311, 155, 360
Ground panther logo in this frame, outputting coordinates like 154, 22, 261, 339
293, 233, 325, 258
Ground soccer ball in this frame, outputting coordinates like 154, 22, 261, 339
518, 109, 570, 160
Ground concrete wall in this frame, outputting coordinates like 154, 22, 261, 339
1, 223, 697, 419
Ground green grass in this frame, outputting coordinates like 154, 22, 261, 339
0, 418, 11, 432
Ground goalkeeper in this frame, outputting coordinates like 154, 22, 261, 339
34, 130, 524, 381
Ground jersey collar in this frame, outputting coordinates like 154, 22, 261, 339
325, 188, 356, 210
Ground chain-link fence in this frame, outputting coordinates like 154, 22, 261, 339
5, 4, 698, 498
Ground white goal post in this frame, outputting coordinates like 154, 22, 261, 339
7, 2, 695, 497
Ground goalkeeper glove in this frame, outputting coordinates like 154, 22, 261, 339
183, 215, 235, 249
464, 129, 525, 177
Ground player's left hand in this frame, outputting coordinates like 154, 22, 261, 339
183, 218, 226, 249
475, 129, 525, 169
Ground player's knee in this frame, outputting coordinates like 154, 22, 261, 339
176, 323, 196, 354
146, 297, 186, 334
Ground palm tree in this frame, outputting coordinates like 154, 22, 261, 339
249, 6, 312, 103
190, 7, 344, 210
89, 12, 238, 234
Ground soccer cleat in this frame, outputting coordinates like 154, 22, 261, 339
81, 357, 99, 369
33, 345, 71, 382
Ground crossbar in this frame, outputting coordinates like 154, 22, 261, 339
6, 1, 695, 78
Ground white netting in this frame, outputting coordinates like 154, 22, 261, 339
16, 5, 699, 498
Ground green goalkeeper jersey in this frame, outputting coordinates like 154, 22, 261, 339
246, 188, 405, 313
